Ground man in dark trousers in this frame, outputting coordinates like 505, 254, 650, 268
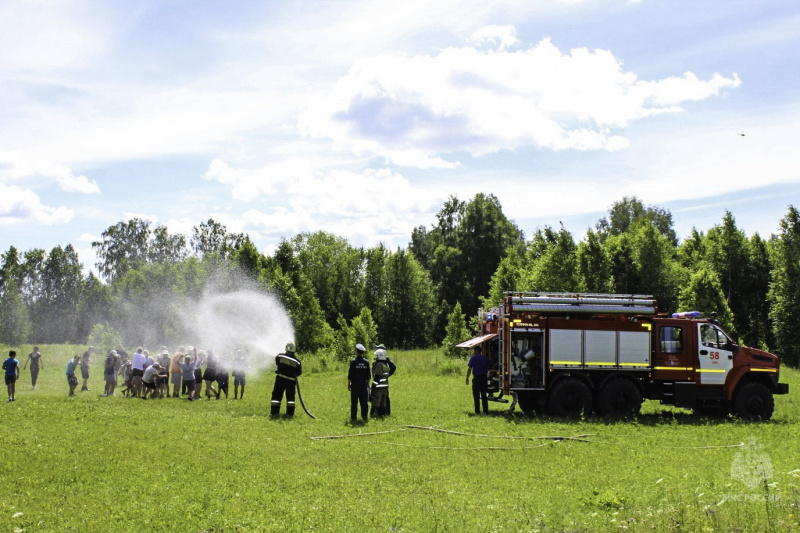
270, 342, 302, 417
466, 345, 492, 414
348, 343, 371, 422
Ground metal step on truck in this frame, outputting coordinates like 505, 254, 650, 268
457, 292, 789, 419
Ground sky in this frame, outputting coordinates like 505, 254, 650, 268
2, 0, 799, 273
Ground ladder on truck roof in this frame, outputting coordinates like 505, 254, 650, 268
504, 292, 657, 315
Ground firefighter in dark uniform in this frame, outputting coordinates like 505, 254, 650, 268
348, 343, 371, 422
271, 342, 302, 417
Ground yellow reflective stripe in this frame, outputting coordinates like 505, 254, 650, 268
654, 367, 694, 371
549, 361, 581, 366
584, 362, 616, 366
696, 369, 726, 373
277, 374, 296, 381
618, 363, 649, 367
641, 324, 652, 331
750, 368, 777, 373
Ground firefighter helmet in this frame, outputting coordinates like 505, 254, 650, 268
285, 342, 296, 353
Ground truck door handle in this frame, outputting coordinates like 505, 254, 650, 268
700, 350, 708, 355
728, 355, 733, 359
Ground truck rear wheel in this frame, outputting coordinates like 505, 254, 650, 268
595, 378, 641, 418
546, 378, 592, 418
734, 382, 774, 421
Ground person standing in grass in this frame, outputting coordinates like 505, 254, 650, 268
103, 350, 118, 396
215, 355, 229, 400
466, 345, 492, 415
130, 347, 146, 398
3, 350, 20, 402
80, 346, 94, 392
193, 349, 204, 399
270, 342, 302, 417
202, 350, 218, 400
348, 343, 371, 423
23, 346, 43, 390
370, 347, 395, 417
178, 354, 197, 401
233, 350, 246, 399
66, 355, 80, 396
119, 359, 132, 397
156, 348, 171, 398
170, 346, 184, 398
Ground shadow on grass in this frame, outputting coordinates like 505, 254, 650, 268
498, 408, 788, 426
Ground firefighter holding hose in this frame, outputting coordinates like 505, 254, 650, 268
270, 342, 302, 417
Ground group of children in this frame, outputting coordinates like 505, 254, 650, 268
62, 345, 249, 401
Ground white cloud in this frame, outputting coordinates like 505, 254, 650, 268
203, 158, 316, 202
300, 37, 741, 167
472, 25, 519, 51
0, 184, 74, 226
204, 160, 446, 245
0, 157, 100, 193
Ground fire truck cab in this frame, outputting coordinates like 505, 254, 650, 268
458, 292, 789, 420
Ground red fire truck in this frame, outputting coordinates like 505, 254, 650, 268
457, 293, 789, 419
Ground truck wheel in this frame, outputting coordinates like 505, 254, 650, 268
546, 378, 592, 418
734, 382, 774, 421
596, 378, 641, 418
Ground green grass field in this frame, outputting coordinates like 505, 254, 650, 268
1, 346, 798, 532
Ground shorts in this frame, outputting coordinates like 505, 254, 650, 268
132, 368, 144, 378
193, 369, 202, 382
5, 375, 17, 385
144, 381, 156, 390
67, 374, 78, 387
234, 374, 246, 387
170, 374, 182, 386
81, 367, 90, 379
155, 376, 167, 386
104, 373, 116, 383
183, 379, 196, 391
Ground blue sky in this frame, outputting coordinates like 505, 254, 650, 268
2, 0, 799, 271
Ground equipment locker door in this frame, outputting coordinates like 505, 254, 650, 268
696, 323, 735, 385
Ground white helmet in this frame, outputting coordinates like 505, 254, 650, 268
374, 349, 387, 359
285, 342, 296, 353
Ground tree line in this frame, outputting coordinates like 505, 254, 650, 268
1, 195, 798, 367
